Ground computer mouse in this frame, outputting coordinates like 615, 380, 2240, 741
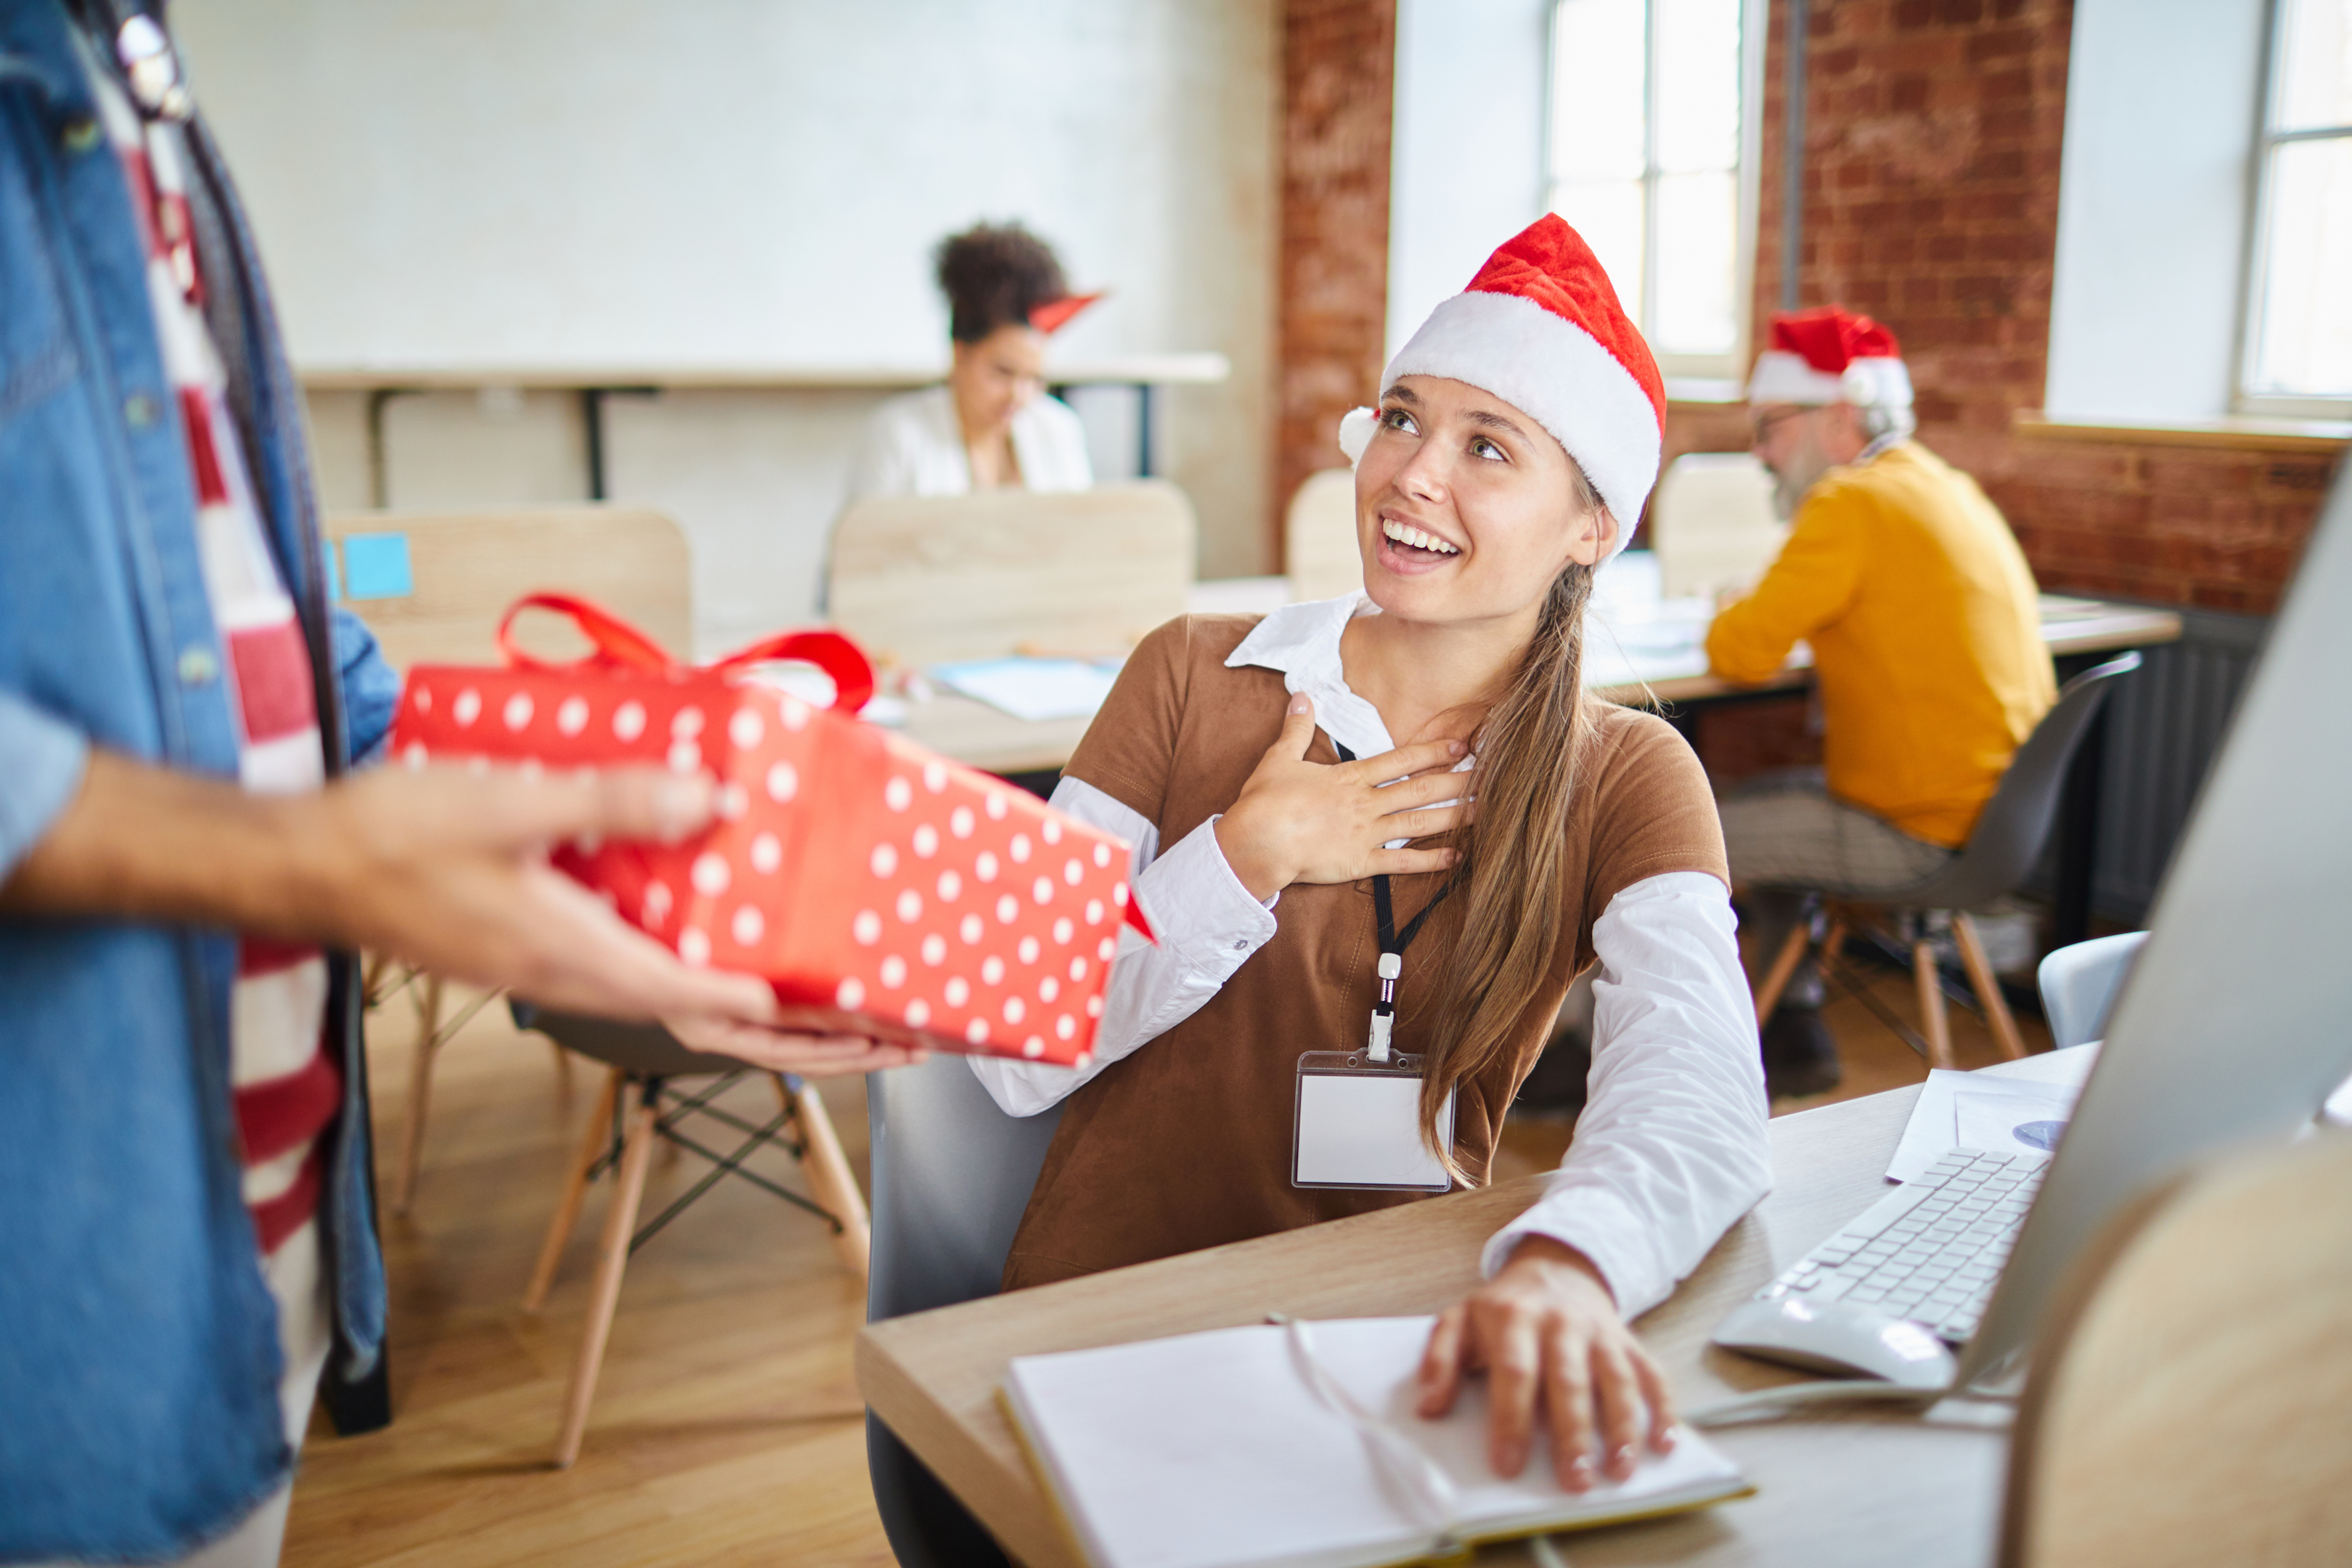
1711, 1295, 1959, 1389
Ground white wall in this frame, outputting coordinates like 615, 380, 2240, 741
2043, 0, 2269, 422
179, 0, 1280, 642
1385, 0, 1553, 363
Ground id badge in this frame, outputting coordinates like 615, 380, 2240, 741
1291, 1050, 1455, 1192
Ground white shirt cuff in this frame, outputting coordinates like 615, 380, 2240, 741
1477, 870, 1771, 1318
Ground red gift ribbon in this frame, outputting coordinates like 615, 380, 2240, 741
495, 592, 876, 713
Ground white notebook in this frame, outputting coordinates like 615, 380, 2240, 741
1001, 1316, 1751, 1568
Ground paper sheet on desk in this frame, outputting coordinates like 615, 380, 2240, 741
1886, 1046, 2100, 1183
932, 657, 1121, 722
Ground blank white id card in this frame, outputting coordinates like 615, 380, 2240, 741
1291, 1050, 1455, 1191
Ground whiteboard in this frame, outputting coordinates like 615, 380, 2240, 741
173, 0, 1276, 379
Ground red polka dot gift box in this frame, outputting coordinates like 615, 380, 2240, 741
389, 595, 1153, 1067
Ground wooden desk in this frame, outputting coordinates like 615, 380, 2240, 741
901, 693, 1095, 777
857, 1052, 2090, 1567
899, 594, 2181, 944
1612, 600, 2183, 706
891, 597, 2181, 778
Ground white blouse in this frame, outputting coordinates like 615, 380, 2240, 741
970, 596, 1773, 1318
847, 384, 1093, 502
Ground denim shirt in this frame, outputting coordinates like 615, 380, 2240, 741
0, 1, 397, 1556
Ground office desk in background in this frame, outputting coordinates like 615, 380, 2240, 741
857, 1050, 2090, 1568
904, 589, 2182, 943
303, 354, 1231, 505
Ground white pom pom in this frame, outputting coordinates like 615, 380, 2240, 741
1336, 405, 1379, 465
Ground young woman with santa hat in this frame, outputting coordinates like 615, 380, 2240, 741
971, 216, 1770, 1491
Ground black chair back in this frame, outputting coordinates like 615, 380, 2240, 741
1882, 651, 2141, 912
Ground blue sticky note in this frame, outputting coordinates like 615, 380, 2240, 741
324, 539, 344, 602
341, 533, 413, 600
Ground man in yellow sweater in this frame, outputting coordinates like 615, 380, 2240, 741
1707, 309, 2054, 1095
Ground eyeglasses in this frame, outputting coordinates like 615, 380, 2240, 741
1750, 407, 1813, 444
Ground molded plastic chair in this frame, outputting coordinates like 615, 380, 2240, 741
864, 1055, 1066, 1568
328, 503, 695, 1216
1284, 467, 1363, 604
2036, 931, 2149, 1051
507, 1006, 870, 1469
1752, 652, 2142, 1068
1999, 1132, 2352, 1565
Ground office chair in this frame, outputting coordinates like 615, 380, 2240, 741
1998, 1132, 2352, 1565
2035, 931, 2149, 1051
506, 1005, 870, 1469
864, 1055, 1067, 1568
326, 504, 695, 1215
1752, 652, 2141, 1069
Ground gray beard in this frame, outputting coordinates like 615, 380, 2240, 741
1771, 465, 1810, 521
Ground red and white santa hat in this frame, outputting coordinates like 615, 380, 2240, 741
1746, 306, 1914, 410
1336, 215, 1664, 558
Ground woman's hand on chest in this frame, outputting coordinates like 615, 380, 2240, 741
1212, 693, 1471, 902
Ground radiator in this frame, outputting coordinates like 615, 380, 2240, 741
2076, 605, 2269, 925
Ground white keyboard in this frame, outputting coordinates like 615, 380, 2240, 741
1749, 1148, 2048, 1343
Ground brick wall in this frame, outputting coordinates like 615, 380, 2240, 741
1273, 0, 1395, 565
1273, 0, 2343, 600
1719, 0, 2343, 617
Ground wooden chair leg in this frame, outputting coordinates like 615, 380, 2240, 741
1952, 912, 2028, 1061
1914, 938, 1955, 1071
1817, 914, 1850, 982
777, 1076, 871, 1282
392, 973, 447, 1216
524, 1068, 624, 1313
1752, 919, 1815, 1026
553, 1087, 658, 1469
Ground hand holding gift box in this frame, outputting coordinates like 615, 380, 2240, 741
391, 595, 1152, 1066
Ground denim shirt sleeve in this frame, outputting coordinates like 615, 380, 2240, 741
330, 607, 399, 767
0, 690, 89, 881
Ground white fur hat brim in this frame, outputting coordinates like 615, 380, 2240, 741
1332, 293, 1659, 560
1748, 348, 1914, 409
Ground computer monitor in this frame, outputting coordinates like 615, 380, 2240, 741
1959, 460, 2352, 1389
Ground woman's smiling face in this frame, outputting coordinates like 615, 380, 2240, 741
1353, 375, 1614, 629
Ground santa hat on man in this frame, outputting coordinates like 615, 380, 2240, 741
1336, 215, 1664, 559
1746, 306, 1914, 412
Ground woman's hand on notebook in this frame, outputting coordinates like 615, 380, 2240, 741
1414, 1236, 1677, 1493
1213, 693, 1470, 901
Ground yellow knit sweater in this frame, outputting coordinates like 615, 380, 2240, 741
1704, 441, 2056, 847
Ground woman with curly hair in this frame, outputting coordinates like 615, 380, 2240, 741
849, 222, 1096, 499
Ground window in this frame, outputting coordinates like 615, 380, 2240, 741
1545, 0, 1764, 386
2242, 0, 2352, 416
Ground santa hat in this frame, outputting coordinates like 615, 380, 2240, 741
1747, 307, 1914, 410
1336, 215, 1663, 556
1028, 292, 1105, 335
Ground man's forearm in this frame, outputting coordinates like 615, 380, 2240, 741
0, 750, 332, 936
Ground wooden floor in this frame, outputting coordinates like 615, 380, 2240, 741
287, 955, 2050, 1566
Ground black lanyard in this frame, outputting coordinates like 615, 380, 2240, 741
1334, 741, 1456, 1055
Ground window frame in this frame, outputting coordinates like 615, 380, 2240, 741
1541, 0, 1768, 391
2236, 0, 2352, 420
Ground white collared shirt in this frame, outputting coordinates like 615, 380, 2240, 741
969, 595, 1771, 1317
846, 384, 1094, 502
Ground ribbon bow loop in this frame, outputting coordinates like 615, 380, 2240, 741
494, 592, 875, 713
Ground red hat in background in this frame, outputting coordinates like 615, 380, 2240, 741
1027, 292, 1104, 335
1748, 306, 1913, 409
1336, 214, 1664, 549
